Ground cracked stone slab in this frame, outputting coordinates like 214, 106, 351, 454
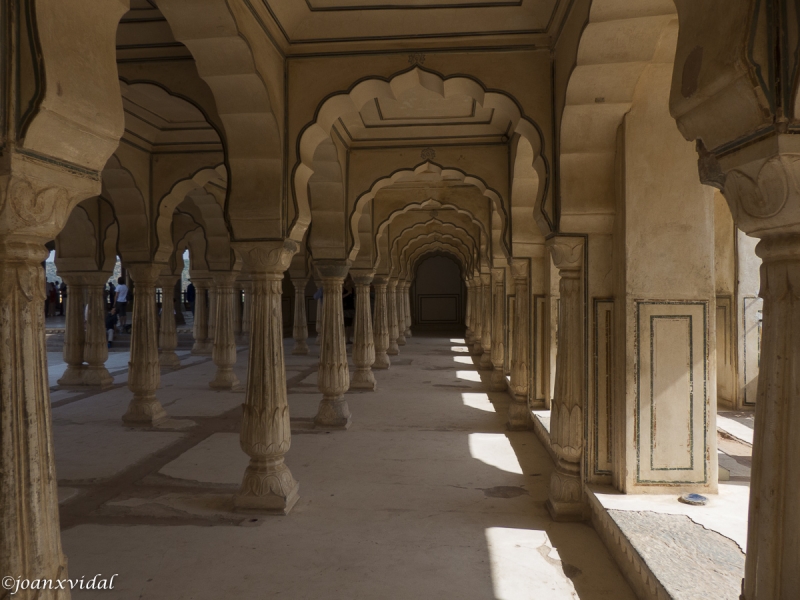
608, 510, 744, 600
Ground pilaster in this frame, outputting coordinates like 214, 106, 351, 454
403, 281, 413, 338
57, 274, 86, 386
372, 276, 391, 369
82, 272, 114, 388
190, 277, 213, 355
158, 274, 181, 370
351, 270, 376, 390
508, 259, 532, 430
479, 272, 493, 369
396, 281, 406, 346
490, 267, 507, 391
387, 278, 400, 355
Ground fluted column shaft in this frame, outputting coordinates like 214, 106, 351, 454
123, 264, 167, 425
0, 242, 69, 596
314, 278, 323, 345
490, 268, 507, 390
405, 282, 412, 335
57, 277, 86, 386
351, 271, 376, 390
83, 274, 113, 388
234, 285, 244, 341
210, 271, 240, 390
465, 280, 474, 344
158, 275, 181, 369
191, 281, 212, 355
241, 281, 252, 345
387, 279, 400, 355
472, 281, 483, 355
479, 273, 493, 369
372, 277, 391, 369
291, 277, 309, 355
313, 262, 352, 429
396, 281, 406, 346
508, 260, 532, 429
234, 241, 299, 514
208, 285, 217, 343
546, 237, 585, 521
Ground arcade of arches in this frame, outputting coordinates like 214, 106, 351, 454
0, 1, 796, 598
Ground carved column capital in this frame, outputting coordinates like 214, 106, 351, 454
510, 257, 530, 281
235, 240, 298, 275
350, 269, 375, 286
127, 263, 166, 286
546, 236, 584, 272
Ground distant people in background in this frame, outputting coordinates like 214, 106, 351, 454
47, 280, 58, 318
107, 280, 116, 311
44, 280, 52, 317
106, 307, 118, 349
58, 281, 67, 316
115, 277, 129, 332
185, 281, 196, 315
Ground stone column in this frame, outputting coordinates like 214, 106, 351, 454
313, 261, 352, 429
372, 276, 391, 369
208, 284, 217, 343
545, 237, 584, 521
0, 240, 69, 600
403, 281, 413, 338
396, 280, 406, 346
508, 259, 532, 429
313, 277, 323, 345
83, 272, 114, 388
290, 276, 309, 355
233, 285, 244, 343
387, 278, 400, 355
158, 274, 181, 369
57, 275, 86, 386
209, 271, 240, 390
191, 279, 212, 355
490, 267, 507, 391
464, 279, 474, 344
123, 264, 168, 425
472, 280, 484, 355
479, 273, 493, 369
351, 270, 376, 390
240, 280, 252, 346
234, 241, 299, 514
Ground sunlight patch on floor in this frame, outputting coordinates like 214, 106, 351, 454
450, 345, 470, 352
461, 392, 495, 413
453, 356, 475, 365
485, 528, 579, 600
450, 338, 466, 344
457, 370, 482, 382
468, 433, 523, 474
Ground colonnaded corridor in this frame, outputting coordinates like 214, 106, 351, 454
52, 333, 632, 600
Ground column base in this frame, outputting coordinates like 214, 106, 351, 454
465, 331, 474, 344
123, 394, 168, 426
490, 368, 507, 391
405, 328, 412, 338
373, 353, 390, 369
234, 459, 300, 515
209, 368, 241, 390
506, 398, 532, 430
387, 341, 399, 355
546, 466, 585, 522
479, 352, 493, 370
472, 341, 483, 355
191, 341, 213, 355
350, 368, 376, 390
314, 396, 352, 430
292, 340, 309, 355
159, 351, 181, 370
57, 364, 86, 387
397, 333, 406, 346
82, 365, 114, 389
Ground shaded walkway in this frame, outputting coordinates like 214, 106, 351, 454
53, 333, 634, 599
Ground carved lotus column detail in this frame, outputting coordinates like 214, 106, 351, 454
158, 275, 181, 370
313, 261, 352, 429
545, 237, 585, 521
83, 273, 114, 388
351, 270, 376, 390
479, 273, 493, 369
372, 276, 391, 369
490, 267, 507, 391
209, 271, 240, 390
396, 281, 406, 346
123, 264, 168, 426
57, 275, 86, 386
508, 259, 532, 430
234, 240, 299, 514
291, 277, 309, 355
191, 279, 212, 355
387, 278, 400, 355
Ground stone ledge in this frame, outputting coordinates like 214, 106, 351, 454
530, 409, 556, 464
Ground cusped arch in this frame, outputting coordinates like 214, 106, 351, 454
385, 220, 477, 275
396, 232, 474, 279
154, 165, 227, 264
296, 67, 549, 249
102, 155, 150, 264
407, 242, 470, 281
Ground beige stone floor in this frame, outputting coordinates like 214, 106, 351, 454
53, 333, 635, 600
